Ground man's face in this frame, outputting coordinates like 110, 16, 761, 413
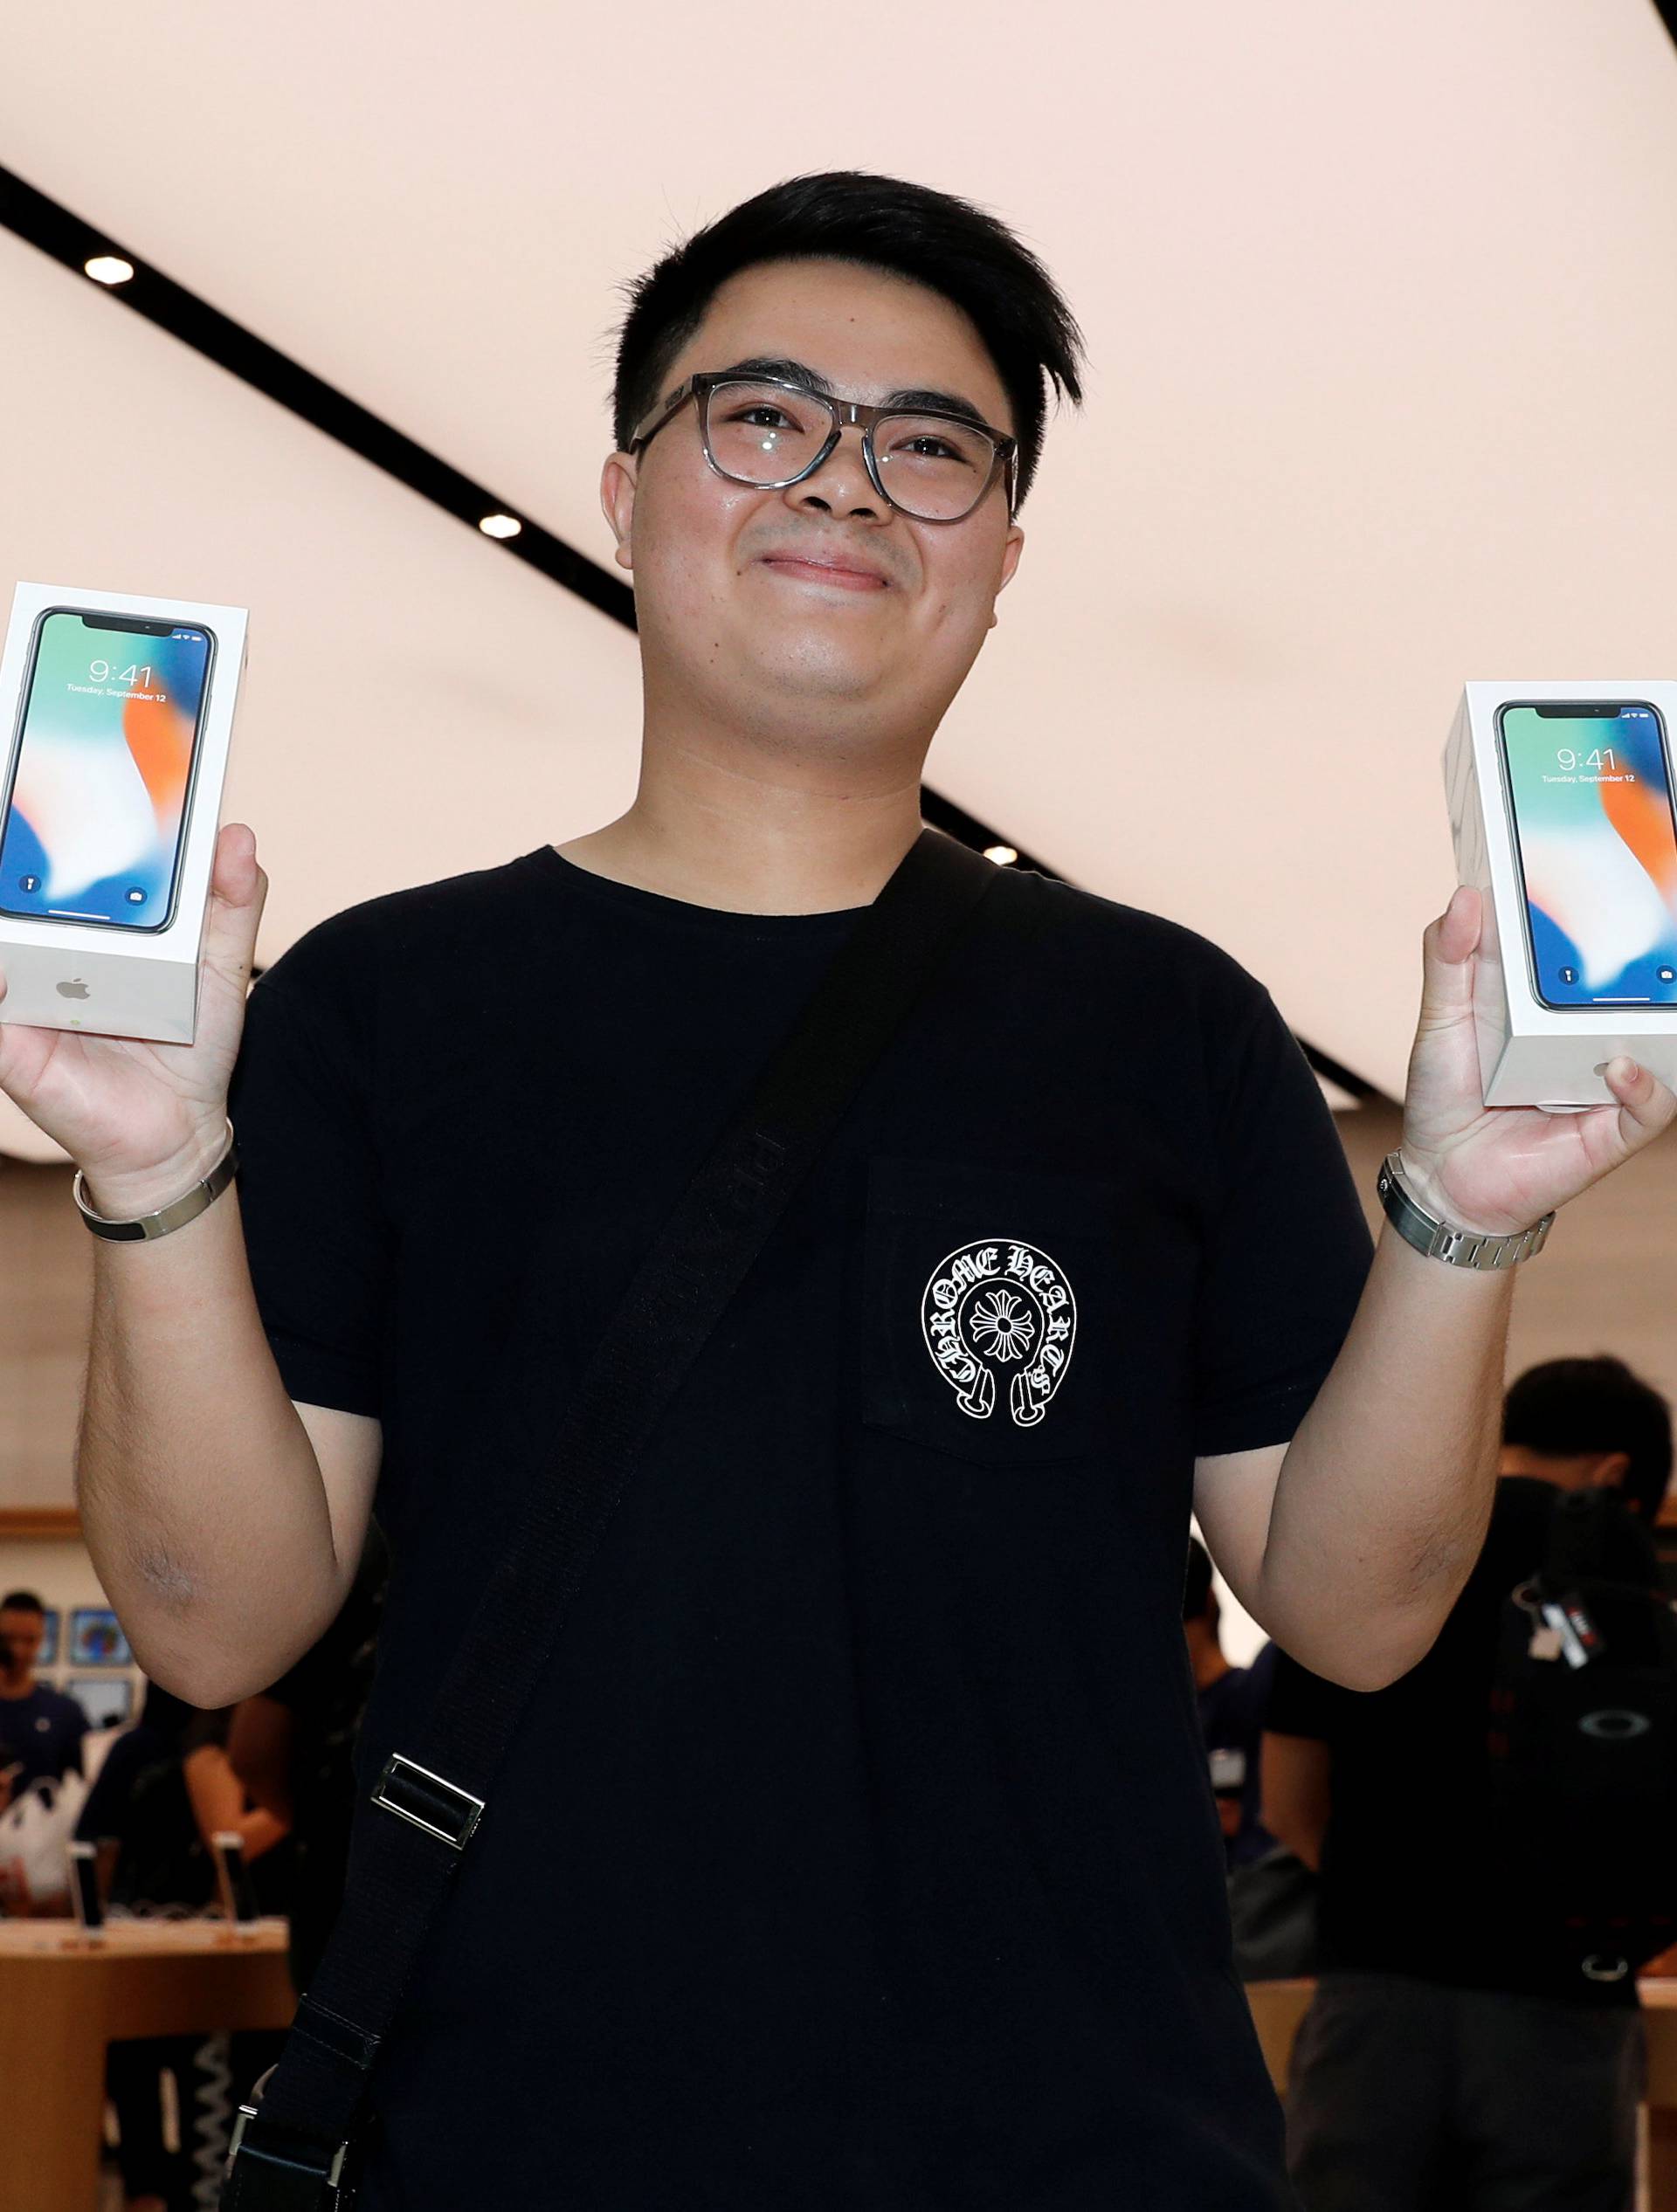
604, 258, 1025, 753
0, 1609, 41, 1680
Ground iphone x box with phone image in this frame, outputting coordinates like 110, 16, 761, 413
1444, 680, 1677, 1107
0, 582, 248, 1043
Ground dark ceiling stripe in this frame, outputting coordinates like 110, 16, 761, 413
0, 161, 1380, 1101
0, 163, 631, 627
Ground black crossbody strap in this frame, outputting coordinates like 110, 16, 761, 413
223, 827, 1005, 2206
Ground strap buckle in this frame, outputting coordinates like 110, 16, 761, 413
224, 2101, 349, 2203
372, 1752, 486, 1849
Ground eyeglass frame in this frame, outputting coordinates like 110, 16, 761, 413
626, 371, 1020, 524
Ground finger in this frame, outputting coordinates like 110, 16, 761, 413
211, 819, 260, 905
200, 823, 268, 991
1417, 885, 1482, 1027
1600, 1056, 1677, 1154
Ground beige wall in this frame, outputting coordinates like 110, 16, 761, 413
0, 1158, 88, 1510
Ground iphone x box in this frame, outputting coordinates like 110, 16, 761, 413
1444, 681, 1677, 1108
0, 582, 248, 1043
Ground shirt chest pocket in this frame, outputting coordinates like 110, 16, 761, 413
859, 1154, 1128, 1469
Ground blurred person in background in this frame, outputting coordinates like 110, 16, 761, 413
0, 1588, 86, 1809
1263, 1354, 1674, 2212
76, 1681, 208, 2212
76, 1678, 206, 1917
1184, 1533, 1280, 1870
76, 1686, 294, 2212
1185, 1535, 1318, 1981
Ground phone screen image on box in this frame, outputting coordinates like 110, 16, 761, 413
0, 610, 213, 932
1498, 702, 1677, 1010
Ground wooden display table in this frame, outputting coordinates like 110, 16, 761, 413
1247, 1976, 1677, 2206
0, 1915, 295, 2212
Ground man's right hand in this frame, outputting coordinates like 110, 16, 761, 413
0, 823, 268, 1216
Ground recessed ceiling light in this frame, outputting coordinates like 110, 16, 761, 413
983, 844, 1018, 866
84, 255, 135, 286
478, 513, 522, 540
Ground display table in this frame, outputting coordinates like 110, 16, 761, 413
0, 1915, 294, 2212
3, 1925, 1673, 2209
1247, 1976, 1677, 2205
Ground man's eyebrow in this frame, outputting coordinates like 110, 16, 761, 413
712, 357, 997, 425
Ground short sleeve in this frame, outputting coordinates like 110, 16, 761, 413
228, 940, 392, 1419
1191, 987, 1374, 1457
1265, 1645, 1356, 1744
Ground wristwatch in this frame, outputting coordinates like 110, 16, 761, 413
1376, 1150, 1554, 1270
73, 1119, 240, 1243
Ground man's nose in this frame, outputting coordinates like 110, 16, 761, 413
785, 426, 886, 520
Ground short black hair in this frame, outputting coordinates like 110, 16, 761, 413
0, 1591, 44, 1616
611, 170, 1086, 510
1183, 1536, 1217, 1622
1503, 1355, 1674, 1523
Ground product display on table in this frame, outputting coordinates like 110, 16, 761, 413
0, 580, 248, 1043
1444, 679, 1677, 1106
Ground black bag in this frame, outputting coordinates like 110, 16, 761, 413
220, 827, 1006, 2208
1485, 1484, 1677, 1988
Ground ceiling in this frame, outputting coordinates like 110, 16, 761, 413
3, 0, 1676, 1167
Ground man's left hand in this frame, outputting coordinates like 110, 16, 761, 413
1400, 886, 1677, 1237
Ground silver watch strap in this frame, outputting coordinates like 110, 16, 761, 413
1376, 1150, 1553, 1269
73, 1120, 240, 1243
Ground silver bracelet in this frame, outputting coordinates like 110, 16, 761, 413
73, 1119, 240, 1243
1376, 1150, 1553, 1270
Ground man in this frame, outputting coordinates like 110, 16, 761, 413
1264, 1355, 1674, 2211
0, 1590, 86, 1809
1, 171, 1672, 2207
1184, 1534, 1280, 1869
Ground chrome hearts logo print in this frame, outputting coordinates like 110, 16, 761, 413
921, 1239, 1077, 1429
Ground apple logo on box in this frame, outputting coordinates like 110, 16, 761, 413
56, 979, 90, 1000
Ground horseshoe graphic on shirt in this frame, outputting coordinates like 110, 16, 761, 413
920, 1239, 1078, 1429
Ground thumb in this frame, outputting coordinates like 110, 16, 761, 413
1418, 885, 1481, 1030
200, 822, 268, 991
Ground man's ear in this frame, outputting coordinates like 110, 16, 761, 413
1591, 1450, 1633, 1496
600, 452, 638, 573
988, 522, 1025, 629
986, 528, 1026, 641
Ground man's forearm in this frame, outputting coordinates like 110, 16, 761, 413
75, 1180, 343, 1706
1254, 1218, 1516, 1691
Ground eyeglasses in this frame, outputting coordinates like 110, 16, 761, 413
627, 372, 1018, 525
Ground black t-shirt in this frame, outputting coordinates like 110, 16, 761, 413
74, 1703, 217, 1912
1265, 1475, 1653, 2009
0, 1684, 87, 1789
226, 839, 1372, 2210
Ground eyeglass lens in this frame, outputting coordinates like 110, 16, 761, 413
703, 380, 997, 522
